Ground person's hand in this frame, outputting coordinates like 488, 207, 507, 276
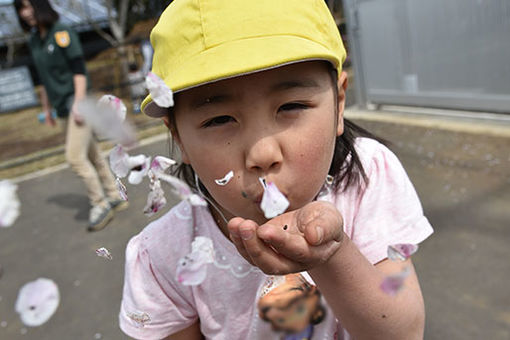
227, 201, 344, 275
71, 101, 84, 126
44, 110, 56, 127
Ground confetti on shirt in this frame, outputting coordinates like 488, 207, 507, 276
0, 180, 20, 228
95, 247, 113, 260
176, 237, 215, 285
259, 177, 289, 219
15, 278, 59, 327
126, 311, 151, 328
380, 267, 410, 296
145, 72, 174, 108
387, 243, 419, 262
215, 170, 234, 186
77, 96, 136, 146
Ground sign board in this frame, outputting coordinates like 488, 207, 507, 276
0, 66, 38, 113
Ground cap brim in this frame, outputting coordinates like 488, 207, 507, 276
142, 35, 345, 117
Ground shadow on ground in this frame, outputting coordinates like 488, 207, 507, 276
47, 193, 89, 221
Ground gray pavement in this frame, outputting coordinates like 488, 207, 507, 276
0, 107, 509, 339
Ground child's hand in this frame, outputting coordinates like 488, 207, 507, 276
227, 201, 344, 275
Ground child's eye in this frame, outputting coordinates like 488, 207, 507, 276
278, 102, 308, 112
202, 115, 235, 128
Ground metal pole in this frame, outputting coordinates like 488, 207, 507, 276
343, 0, 368, 109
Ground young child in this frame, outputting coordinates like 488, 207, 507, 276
119, 1, 433, 339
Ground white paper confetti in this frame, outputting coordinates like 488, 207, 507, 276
143, 179, 167, 217
127, 155, 151, 185
0, 180, 20, 228
215, 170, 234, 186
150, 156, 176, 176
145, 72, 174, 108
15, 278, 60, 327
387, 243, 419, 262
95, 247, 113, 260
116, 177, 128, 201
259, 177, 289, 219
109, 145, 151, 185
97, 94, 127, 121
109, 145, 131, 178
157, 173, 207, 207
77, 96, 136, 146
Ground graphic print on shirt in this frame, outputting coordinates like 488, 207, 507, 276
257, 273, 325, 340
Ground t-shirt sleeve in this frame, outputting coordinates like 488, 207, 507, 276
343, 139, 433, 264
58, 27, 84, 60
119, 232, 198, 339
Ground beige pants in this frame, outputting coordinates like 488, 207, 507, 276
61, 117, 119, 207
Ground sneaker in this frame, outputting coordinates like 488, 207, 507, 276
88, 204, 114, 232
108, 198, 129, 212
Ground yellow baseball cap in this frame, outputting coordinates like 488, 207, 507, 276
142, 0, 347, 117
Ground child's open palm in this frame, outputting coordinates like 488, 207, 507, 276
228, 201, 344, 275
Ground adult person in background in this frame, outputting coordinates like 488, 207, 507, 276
15, 0, 127, 231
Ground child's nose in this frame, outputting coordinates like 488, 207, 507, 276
245, 135, 283, 173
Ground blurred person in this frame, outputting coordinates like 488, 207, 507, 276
15, 0, 127, 231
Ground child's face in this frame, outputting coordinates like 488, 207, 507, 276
172, 61, 344, 225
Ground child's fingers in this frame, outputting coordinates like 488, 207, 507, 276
237, 221, 297, 274
227, 217, 254, 265
297, 201, 344, 246
259, 223, 340, 265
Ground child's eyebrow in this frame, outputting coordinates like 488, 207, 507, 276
190, 79, 320, 109
192, 94, 233, 109
269, 79, 321, 92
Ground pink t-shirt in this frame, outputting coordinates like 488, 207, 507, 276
119, 138, 433, 339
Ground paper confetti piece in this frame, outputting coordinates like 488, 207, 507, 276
143, 179, 167, 216
95, 247, 113, 260
259, 177, 289, 219
127, 155, 151, 185
15, 278, 60, 327
97, 94, 127, 121
387, 244, 419, 262
116, 177, 128, 201
157, 173, 207, 207
215, 170, 234, 186
145, 72, 174, 108
150, 156, 176, 176
78, 96, 136, 146
0, 180, 20, 228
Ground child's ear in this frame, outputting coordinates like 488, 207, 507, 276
161, 117, 191, 164
336, 71, 348, 136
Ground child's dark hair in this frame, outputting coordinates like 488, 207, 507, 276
167, 62, 383, 195
14, 0, 59, 32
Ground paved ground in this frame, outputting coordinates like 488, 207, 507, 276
0, 107, 509, 339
